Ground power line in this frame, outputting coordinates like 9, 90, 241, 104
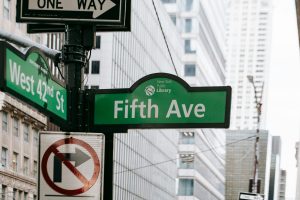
115, 135, 256, 175
151, 0, 179, 76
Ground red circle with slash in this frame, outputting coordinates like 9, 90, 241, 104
41, 137, 100, 196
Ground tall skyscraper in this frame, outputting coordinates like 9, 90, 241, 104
226, 130, 271, 200
268, 136, 282, 200
278, 170, 287, 200
226, 0, 273, 130
162, 0, 228, 199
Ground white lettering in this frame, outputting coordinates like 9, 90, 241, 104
194, 104, 205, 118
147, 99, 158, 118
114, 101, 123, 119
166, 100, 181, 118
182, 104, 193, 117
9, 60, 20, 85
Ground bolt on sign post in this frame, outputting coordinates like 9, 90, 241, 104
88, 73, 232, 133
39, 132, 104, 200
0, 41, 68, 128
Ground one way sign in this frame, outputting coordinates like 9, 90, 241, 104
239, 192, 264, 200
39, 132, 104, 200
16, 0, 131, 27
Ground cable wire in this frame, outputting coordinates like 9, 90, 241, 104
152, 0, 179, 76
114, 135, 256, 174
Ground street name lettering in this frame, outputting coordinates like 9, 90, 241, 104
114, 99, 205, 119
29, 0, 116, 18
8, 59, 65, 112
90, 74, 231, 132
0, 42, 67, 125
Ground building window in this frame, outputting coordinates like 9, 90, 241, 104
13, 118, 19, 137
33, 160, 38, 178
24, 124, 29, 142
91, 61, 100, 74
169, 14, 176, 25
18, 190, 23, 200
184, 64, 196, 76
180, 132, 195, 144
179, 154, 194, 169
185, 0, 193, 11
1, 185, 7, 200
178, 179, 194, 196
1, 147, 8, 168
184, 40, 196, 54
96, 36, 101, 49
185, 18, 192, 33
2, 112, 8, 132
3, 0, 10, 20
24, 192, 28, 200
13, 188, 17, 200
12, 152, 18, 172
33, 129, 38, 146
23, 157, 29, 175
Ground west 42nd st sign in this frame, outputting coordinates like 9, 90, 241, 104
0, 41, 67, 127
88, 73, 232, 132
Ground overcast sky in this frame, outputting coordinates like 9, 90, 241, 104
266, 0, 300, 199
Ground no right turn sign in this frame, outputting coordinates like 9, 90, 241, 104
39, 132, 104, 200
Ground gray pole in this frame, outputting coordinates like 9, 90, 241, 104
0, 29, 59, 60
247, 75, 264, 194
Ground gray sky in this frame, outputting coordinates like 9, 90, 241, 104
266, 0, 300, 199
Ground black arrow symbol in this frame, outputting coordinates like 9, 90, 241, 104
53, 148, 91, 183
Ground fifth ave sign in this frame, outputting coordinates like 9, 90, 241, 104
16, 0, 131, 26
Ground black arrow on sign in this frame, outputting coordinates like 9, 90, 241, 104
53, 148, 91, 182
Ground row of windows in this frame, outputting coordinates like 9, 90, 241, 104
1, 185, 36, 200
2, 112, 38, 144
1, 147, 38, 177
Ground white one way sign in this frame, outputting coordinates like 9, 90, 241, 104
28, 0, 116, 18
239, 192, 264, 200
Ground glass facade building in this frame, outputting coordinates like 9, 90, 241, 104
162, 0, 227, 199
86, 0, 183, 199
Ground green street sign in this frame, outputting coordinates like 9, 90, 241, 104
88, 73, 231, 132
0, 41, 67, 127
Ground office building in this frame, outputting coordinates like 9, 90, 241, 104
278, 170, 286, 200
226, 0, 273, 130
0, 0, 49, 199
226, 130, 272, 200
161, 0, 228, 199
86, 1, 182, 199
0, 94, 46, 200
268, 136, 281, 200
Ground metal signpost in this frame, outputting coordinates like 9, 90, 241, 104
39, 132, 104, 200
0, 41, 68, 128
239, 192, 264, 200
88, 73, 231, 132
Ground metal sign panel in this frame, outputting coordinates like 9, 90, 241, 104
88, 73, 232, 132
239, 192, 264, 200
0, 41, 68, 128
39, 132, 104, 200
16, 0, 131, 30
